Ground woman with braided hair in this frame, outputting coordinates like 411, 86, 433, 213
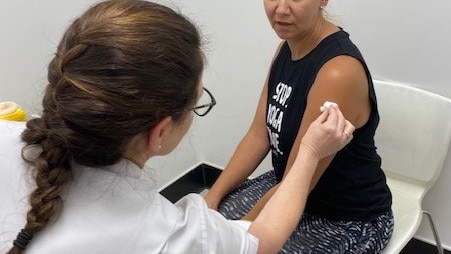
0, 0, 354, 253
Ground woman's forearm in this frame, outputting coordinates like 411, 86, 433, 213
248, 146, 318, 254
242, 184, 278, 221
204, 131, 269, 209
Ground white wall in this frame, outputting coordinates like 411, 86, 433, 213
0, 1, 98, 112
0, 0, 201, 190
1, 0, 450, 250
173, 0, 279, 178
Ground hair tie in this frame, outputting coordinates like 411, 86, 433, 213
13, 229, 33, 250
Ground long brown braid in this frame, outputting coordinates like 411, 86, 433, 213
8, 0, 204, 253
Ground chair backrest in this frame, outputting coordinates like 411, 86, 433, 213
373, 80, 451, 189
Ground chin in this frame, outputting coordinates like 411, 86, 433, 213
273, 29, 292, 40
274, 32, 291, 41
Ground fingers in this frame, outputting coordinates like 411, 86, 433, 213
315, 103, 355, 142
320, 105, 341, 131
343, 120, 355, 140
301, 104, 356, 160
343, 130, 351, 139
315, 106, 330, 123
325, 106, 354, 142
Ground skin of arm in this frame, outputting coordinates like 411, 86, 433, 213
249, 145, 318, 254
203, 81, 270, 210
203, 43, 285, 210
248, 106, 354, 254
243, 54, 371, 221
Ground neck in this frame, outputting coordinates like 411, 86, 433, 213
123, 132, 150, 169
287, 19, 336, 60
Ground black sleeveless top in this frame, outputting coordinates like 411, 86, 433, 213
266, 30, 392, 220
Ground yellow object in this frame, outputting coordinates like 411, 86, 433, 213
0, 101, 27, 121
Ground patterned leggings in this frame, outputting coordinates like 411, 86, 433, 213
218, 171, 394, 254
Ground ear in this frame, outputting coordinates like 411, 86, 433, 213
147, 116, 173, 153
320, 0, 328, 7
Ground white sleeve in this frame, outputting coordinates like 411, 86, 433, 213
0, 120, 29, 252
162, 193, 258, 254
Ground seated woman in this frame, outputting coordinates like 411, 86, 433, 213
204, 0, 393, 253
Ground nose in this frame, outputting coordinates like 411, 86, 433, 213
275, 0, 290, 15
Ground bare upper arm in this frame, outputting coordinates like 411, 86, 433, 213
282, 55, 371, 185
307, 55, 370, 128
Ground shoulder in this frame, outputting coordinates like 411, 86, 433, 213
317, 28, 365, 63
314, 27, 369, 92
311, 54, 368, 105
271, 40, 288, 62
320, 55, 366, 83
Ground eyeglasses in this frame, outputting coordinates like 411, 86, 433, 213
191, 87, 216, 116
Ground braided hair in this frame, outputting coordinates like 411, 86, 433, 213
8, 0, 203, 253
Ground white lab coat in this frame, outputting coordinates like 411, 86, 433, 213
0, 120, 258, 254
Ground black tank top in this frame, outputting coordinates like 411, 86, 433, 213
266, 29, 392, 220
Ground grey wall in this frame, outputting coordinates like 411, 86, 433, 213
1, 0, 450, 249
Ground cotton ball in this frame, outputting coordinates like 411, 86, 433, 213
319, 101, 338, 112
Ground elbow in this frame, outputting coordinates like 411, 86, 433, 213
248, 222, 287, 254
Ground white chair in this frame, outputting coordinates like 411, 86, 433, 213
373, 80, 451, 254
